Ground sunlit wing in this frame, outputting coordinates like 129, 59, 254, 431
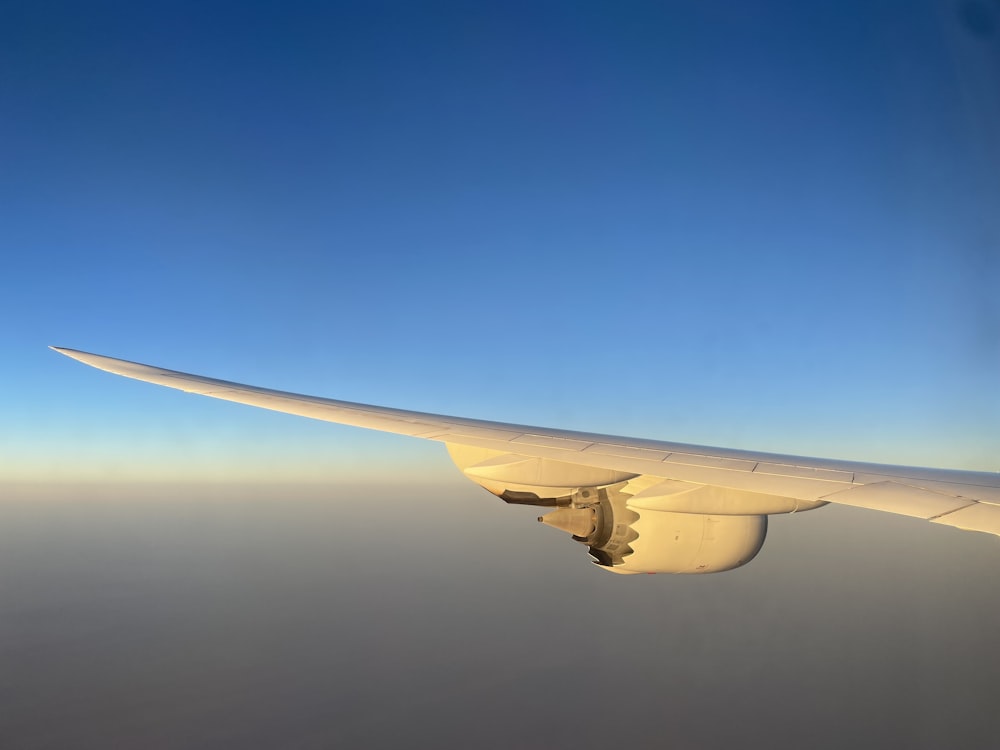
52, 347, 1000, 538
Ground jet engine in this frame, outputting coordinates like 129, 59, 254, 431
539, 491, 767, 574
447, 443, 768, 574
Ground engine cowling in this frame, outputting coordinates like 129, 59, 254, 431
446, 442, 768, 574
539, 488, 767, 574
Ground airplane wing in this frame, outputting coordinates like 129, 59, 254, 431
51, 347, 1000, 537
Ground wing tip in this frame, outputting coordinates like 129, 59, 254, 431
49, 346, 125, 373
50, 346, 91, 362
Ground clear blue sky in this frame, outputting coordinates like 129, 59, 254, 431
2, 0, 998, 481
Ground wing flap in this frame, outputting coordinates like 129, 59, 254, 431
583, 443, 672, 461
818, 481, 974, 520
932, 503, 1000, 535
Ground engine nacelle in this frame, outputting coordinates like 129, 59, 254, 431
446, 442, 768, 574
599, 510, 766, 574
539, 488, 767, 574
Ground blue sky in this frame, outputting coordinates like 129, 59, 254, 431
2, 0, 998, 481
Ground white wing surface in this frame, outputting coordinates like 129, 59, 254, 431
52, 347, 1000, 537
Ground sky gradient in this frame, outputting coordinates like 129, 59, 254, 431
3, 5, 1000, 747
2, 0, 998, 482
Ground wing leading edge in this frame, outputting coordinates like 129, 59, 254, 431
51, 347, 1000, 537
